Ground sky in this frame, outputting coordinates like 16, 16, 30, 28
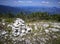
0, 0, 60, 7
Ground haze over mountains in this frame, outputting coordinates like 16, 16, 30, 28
0, 5, 60, 15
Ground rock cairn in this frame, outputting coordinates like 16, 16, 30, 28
8, 18, 32, 37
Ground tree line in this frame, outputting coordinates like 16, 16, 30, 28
0, 12, 60, 22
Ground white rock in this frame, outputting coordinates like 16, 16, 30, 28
34, 25, 38, 30
49, 28, 59, 32
53, 35, 57, 38
43, 24, 49, 28
13, 23, 19, 27
21, 30, 25, 33
2, 23, 5, 25
45, 29, 49, 33
13, 32, 20, 36
1, 31, 7, 35
53, 25, 60, 28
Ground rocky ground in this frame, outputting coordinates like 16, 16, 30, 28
26, 22, 60, 44
0, 20, 60, 44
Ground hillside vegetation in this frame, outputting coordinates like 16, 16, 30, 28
0, 12, 60, 22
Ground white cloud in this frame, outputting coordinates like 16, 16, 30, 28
27, 1, 32, 3
18, 1, 24, 3
41, 1, 49, 4
14, 1, 33, 3
58, 2, 60, 4
14, 1, 50, 6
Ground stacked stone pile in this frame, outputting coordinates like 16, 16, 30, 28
7, 18, 32, 37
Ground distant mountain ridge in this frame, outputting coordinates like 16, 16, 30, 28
0, 5, 60, 15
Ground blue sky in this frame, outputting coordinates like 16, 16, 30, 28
0, 0, 60, 7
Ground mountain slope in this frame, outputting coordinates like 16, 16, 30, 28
0, 5, 60, 14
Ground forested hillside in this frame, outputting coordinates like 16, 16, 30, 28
0, 12, 60, 22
